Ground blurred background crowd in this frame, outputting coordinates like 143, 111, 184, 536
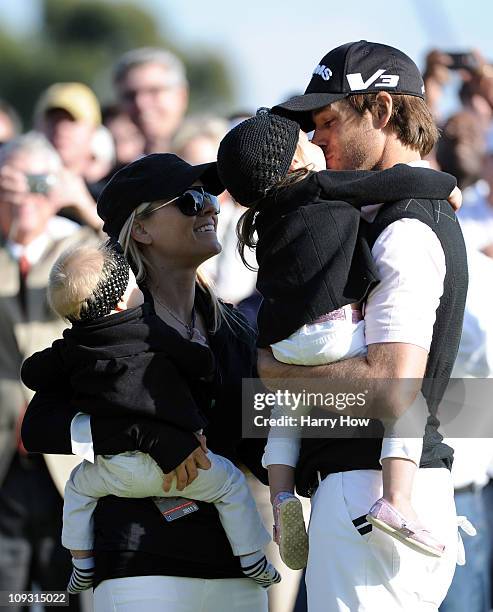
1, 1, 493, 611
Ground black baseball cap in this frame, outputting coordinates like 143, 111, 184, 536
97, 153, 224, 238
272, 41, 425, 131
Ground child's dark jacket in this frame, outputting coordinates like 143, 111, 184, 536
21, 302, 213, 432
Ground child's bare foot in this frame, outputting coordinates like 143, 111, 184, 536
71, 549, 94, 559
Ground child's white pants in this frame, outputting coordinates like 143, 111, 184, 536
62, 450, 270, 556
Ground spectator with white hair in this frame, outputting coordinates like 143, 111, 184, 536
113, 47, 189, 154
438, 250, 493, 612
437, 120, 493, 612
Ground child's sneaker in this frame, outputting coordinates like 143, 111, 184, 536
273, 492, 308, 570
366, 497, 445, 557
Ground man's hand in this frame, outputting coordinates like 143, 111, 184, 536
423, 50, 453, 86
0, 165, 30, 206
50, 168, 103, 231
258, 347, 288, 389
422, 50, 454, 118
0, 164, 105, 228
162, 445, 211, 492
448, 186, 462, 212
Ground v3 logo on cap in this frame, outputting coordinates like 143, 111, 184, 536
346, 69, 400, 91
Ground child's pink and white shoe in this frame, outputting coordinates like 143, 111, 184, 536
366, 497, 445, 557
273, 492, 308, 570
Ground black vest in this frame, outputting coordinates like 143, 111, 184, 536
295, 197, 468, 497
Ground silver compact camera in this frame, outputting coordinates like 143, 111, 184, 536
25, 173, 57, 195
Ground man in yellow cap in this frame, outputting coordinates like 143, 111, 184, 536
35, 83, 101, 177
33, 82, 104, 231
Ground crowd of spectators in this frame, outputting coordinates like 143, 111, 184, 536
1, 44, 493, 611
423, 49, 493, 612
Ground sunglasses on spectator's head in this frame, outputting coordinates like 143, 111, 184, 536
143, 187, 220, 217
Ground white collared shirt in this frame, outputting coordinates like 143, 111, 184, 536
363, 160, 446, 351
71, 413, 94, 463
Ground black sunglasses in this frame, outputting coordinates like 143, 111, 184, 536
146, 188, 220, 217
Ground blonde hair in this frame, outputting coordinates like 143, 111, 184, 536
48, 242, 121, 321
118, 204, 246, 335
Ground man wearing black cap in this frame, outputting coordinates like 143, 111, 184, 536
259, 41, 468, 610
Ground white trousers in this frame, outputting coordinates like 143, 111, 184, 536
267, 312, 426, 468
306, 468, 459, 611
93, 575, 268, 612
62, 451, 270, 556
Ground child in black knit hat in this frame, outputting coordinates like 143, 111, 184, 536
21, 240, 281, 593
217, 109, 457, 569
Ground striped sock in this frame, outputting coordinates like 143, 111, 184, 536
67, 557, 94, 594
240, 552, 281, 589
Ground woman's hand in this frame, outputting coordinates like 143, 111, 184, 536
194, 431, 208, 453
162, 444, 211, 492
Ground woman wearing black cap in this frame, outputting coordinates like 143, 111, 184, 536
21, 153, 270, 611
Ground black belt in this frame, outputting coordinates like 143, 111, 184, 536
306, 469, 332, 497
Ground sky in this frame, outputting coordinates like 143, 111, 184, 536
1, 0, 492, 115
